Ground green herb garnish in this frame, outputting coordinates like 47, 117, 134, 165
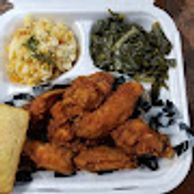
32, 51, 56, 66
24, 36, 56, 66
24, 35, 39, 52
90, 10, 176, 101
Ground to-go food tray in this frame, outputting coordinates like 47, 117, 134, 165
0, 0, 192, 193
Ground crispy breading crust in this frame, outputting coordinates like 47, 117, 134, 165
23, 73, 174, 176
74, 82, 144, 139
74, 146, 137, 172
29, 89, 65, 121
24, 141, 74, 175
48, 72, 114, 145
112, 119, 175, 158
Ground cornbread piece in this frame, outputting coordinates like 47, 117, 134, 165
0, 104, 29, 194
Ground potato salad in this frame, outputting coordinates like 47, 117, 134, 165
7, 17, 78, 85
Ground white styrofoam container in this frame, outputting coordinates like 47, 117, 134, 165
0, 0, 192, 193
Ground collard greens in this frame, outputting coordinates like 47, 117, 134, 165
90, 10, 176, 101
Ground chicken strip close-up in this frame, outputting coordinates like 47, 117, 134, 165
111, 119, 175, 158
24, 141, 74, 175
74, 146, 136, 172
74, 81, 144, 139
51, 72, 114, 124
48, 72, 114, 144
28, 89, 65, 121
63, 72, 114, 110
26, 89, 66, 140
49, 123, 74, 145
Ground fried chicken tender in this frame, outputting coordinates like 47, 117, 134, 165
64, 140, 87, 154
49, 123, 74, 145
74, 81, 144, 139
63, 72, 114, 110
74, 146, 136, 172
49, 101, 84, 128
111, 119, 174, 158
24, 141, 74, 174
48, 72, 114, 144
50, 72, 114, 123
84, 135, 115, 147
29, 89, 65, 121
27, 89, 65, 140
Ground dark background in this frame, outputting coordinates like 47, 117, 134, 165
0, 0, 194, 193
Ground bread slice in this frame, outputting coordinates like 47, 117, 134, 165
0, 104, 29, 194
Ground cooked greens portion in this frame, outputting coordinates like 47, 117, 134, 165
90, 11, 176, 101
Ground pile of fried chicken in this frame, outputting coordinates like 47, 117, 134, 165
22, 72, 174, 175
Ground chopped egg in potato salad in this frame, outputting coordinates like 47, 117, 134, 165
7, 16, 78, 85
